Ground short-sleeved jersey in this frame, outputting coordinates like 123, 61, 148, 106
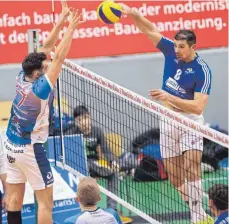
156, 37, 212, 100
74, 207, 122, 224
6, 70, 54, 145
215, 211, 229, 224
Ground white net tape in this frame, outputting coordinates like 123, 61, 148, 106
51, 52, 228, 148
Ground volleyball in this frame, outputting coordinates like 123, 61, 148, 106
97, 1, 122, 24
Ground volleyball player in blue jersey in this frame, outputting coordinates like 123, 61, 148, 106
4, 2, 84, 224
120, 3, 213, 224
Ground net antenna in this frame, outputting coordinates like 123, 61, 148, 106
27, 29, 40, 53
27, 28, 41, 224
52, 0, 66, 166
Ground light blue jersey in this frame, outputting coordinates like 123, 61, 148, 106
157, 37, 212, 100
65, 207, 122, 224
6, 70, 54, 145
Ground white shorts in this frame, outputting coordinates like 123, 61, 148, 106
4, 139, 54, 190
160, 114, 204, 159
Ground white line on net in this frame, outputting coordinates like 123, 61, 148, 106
50, 52, 229, 149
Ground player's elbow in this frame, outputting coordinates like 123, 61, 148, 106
146, 30, 157, 38
53, 55, 65, 64
147, 31, 162, 46
192, 97, 208, 115
194, 107, 203, 115
38, 47, 52, 57
52, 48, 65, 63
193, 104, 205, 115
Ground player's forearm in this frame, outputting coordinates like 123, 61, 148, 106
130, 11, 156, 34
47, 27, 74, 86
53, 27, 74, 63
167, 95, 203, 115
129, 11, 162, 45
40, 20, 64, 55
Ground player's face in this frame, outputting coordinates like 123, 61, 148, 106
41, 60, 49, 74
76, 114, 92, 134
34, 60, 49, 79
174, 40, 195, 61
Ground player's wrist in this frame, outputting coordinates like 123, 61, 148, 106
167, 93, 174, 103
129, 9, 140, 18
67, 26, 76, 33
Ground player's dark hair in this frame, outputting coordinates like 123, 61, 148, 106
174, 30, 196, 47
74, 105, 89, 118
208, 184, 228, 211
22, 52, 47, 77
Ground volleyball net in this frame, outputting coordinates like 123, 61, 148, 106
50, 53, 228, 223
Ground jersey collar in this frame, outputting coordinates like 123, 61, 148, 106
179, 53, 199, 65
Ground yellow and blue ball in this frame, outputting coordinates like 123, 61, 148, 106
97, 1, 122, 24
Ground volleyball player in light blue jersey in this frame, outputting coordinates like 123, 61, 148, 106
5, 2, 84, 224
120, 3, 213, 224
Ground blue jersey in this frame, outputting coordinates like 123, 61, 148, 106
6, 70, 54, 145
215, 211, 229, 224
65, 207, 122, 224
156, 37, 212, 100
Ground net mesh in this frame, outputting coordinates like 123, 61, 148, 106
51, 56, 228, 224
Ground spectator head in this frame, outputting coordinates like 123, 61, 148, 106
73, 105, 92, 134
22, 52, 48, 79
76, 177, 101, 208
174, 30, 196, 62
208, 184, 228, 216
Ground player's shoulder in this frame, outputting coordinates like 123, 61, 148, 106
103, 207, 117, 214
18, 69, 24, 76
32, 74, 53, 100
16, 70, 33, 90
16, 69, 25, 81
66, 211, 87, 224
64, 211, 85, 224
103, 208, 120, 219
195, 55, 211, 71
159, 36, 174, 45
75, 211, 87, 222
157, 36, 176, 58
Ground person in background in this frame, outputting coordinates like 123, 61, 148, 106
64, 105, 132, 224
66, 177, 122, 224
65, 177, 122, 224
208, 184, 228, 224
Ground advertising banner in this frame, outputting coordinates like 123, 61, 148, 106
0, 1, 228, 64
